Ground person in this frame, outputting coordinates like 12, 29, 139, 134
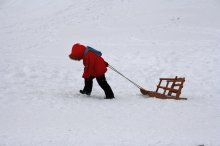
69, 43, 115, 99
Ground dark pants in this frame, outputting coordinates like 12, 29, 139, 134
83, 75, 114, 98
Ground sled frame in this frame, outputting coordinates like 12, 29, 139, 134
141, 76, 187, 100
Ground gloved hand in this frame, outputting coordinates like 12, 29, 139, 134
69, 54, 73, 60
105, 61, 109, 67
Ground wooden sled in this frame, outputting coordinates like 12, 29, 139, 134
140, 76, 187, 100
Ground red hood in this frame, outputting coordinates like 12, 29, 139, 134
69, 43, 86, 60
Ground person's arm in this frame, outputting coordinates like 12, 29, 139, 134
83, 55, 95, 78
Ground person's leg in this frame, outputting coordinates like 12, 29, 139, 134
96, 75, 114, 99
80, 77, 93, 95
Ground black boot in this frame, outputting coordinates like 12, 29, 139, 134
105, 96, 115, 99
80, 77, 93, 96
79, 90, 91, 95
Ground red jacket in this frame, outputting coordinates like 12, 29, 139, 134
69, 43, 108, 78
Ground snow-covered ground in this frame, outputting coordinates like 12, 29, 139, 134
1, 0, 220, 145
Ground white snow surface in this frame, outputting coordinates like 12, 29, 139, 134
1, 0, 220, 145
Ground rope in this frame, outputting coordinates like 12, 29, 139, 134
108, 64, 144, 89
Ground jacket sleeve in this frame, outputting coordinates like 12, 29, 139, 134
83, 55, 95, 78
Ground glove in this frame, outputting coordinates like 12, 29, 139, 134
105, 61, 109, 67
69, 54, 73, 60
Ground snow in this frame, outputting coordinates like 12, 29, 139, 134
1, 0, 220, 145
